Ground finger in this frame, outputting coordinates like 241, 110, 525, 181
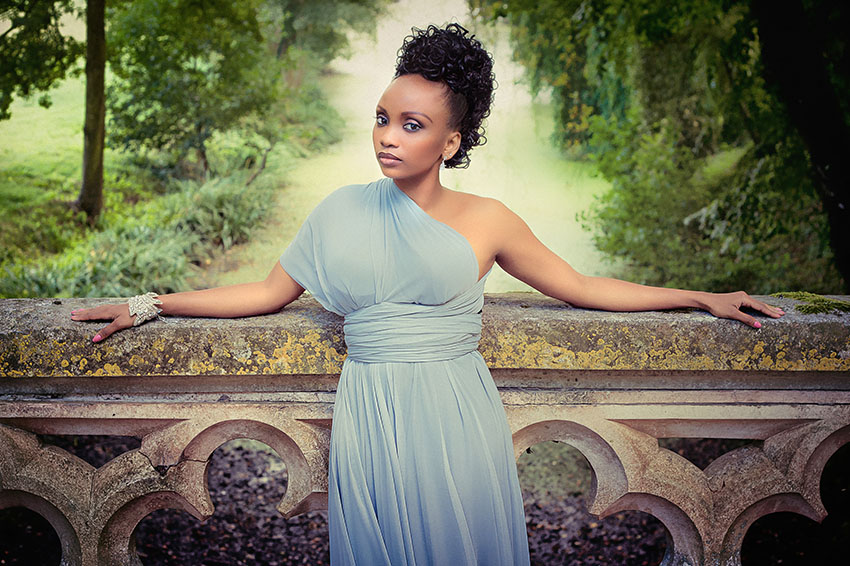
726, 308, 760, 329
92, 319, 129, 343
742, 297, 785, 318
741, 315, 761, 329
71, 305, 116, 321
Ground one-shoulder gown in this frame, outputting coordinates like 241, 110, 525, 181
279, 177, 530, 565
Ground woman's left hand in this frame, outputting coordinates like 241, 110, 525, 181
698, 291, 784, 328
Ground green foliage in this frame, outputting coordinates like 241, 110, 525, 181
106, 0, 281, 167
0, 0, 83, 120
267, 0, 390, 63
158, 177, 273, 250
478, 0, 845, 293
0, 171, 276, 298
585, 118, 841, 292
277, 80, 342, 152
473, 0, 629, 150
0, 149, 166, 267
770, 292, 850, 315
0, 177, 85, 264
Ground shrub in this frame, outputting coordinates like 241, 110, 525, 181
0, 171, 275, 298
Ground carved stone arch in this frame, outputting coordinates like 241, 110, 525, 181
98, 488, 209, 566
719, 492, 820, 566
0, 489, 82, 566
0, 423, 41, 481
602, 492, 704, 566
180, 419, 315, 517
139, 419, 209, 467
512, 419, 628, 514
800, 423, 850, 518
91, 448, 212, 529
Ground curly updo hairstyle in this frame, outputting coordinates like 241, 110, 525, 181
395, 23, 496, 169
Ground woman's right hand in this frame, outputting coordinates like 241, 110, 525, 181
70, 303, 136, 343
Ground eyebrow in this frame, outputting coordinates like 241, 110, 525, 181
376, 105, 433, 124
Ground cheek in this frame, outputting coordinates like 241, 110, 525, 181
421, 136, 446, 158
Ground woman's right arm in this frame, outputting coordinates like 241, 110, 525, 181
70, 262, 304, 342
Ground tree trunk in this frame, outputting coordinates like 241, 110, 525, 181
197, 146, 209, 178
752, 0, 850, 291
76, 0, 106, 224
275, 0, 302, 59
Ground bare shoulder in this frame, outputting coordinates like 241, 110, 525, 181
448, 190, 521, 225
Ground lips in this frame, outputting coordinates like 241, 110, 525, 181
377, 151, 402, 165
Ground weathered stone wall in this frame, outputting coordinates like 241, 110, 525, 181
1, 294, 848, 565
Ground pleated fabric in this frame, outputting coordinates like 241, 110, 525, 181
280, 177, 530, 565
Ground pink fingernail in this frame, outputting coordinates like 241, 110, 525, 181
92, 334, 102, 343
753, 321, 762, 329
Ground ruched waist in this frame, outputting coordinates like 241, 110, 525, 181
343, 300, 482, 363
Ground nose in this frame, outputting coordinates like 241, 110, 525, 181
378, 125, 398, 149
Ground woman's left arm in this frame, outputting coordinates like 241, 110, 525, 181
490, 202, 784, 328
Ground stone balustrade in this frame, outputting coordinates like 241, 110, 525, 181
1, 294, 848, 566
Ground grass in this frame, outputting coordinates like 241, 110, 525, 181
0, 76, 86, 186
0, 74, 165, 265
517, 441, 593, 501
0, 77, 86, 265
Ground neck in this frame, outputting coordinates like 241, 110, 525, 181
392, 161, 445, 211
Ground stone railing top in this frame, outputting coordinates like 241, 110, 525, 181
0, 294, 848, 378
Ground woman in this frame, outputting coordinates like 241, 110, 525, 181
72, 23, 783, 565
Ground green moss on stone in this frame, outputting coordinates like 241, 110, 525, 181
771, 292, 850, 314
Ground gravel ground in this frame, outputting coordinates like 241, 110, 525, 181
1, 436, 847, 565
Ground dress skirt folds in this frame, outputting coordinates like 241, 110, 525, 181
279, 177, 530, 565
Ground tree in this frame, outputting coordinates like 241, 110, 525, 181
76, 0, 105, 222
0, 0, 82, 120
106, 0, 281, 175
1, 0, 109, 222
751, 0, 850, 290
269, 0, 388, 63
476, 0, 848, 293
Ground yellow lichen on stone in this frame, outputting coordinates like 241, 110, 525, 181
88, 363, 122, 376
477, 323, 850, 371
246, 330, 346, 374
189, 359, 217, 374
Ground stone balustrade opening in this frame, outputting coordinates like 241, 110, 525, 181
1, 294, 848, 565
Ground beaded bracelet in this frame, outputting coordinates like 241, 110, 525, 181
128, 292, 163, 326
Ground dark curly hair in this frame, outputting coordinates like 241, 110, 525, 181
394, 23, 496, 169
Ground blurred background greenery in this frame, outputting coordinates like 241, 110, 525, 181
1, 0, 847, 297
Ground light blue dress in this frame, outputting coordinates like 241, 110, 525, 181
280, 177, 530, 565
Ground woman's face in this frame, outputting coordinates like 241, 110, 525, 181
373, 74, 461, 183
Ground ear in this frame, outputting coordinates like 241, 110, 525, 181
443, 130, 461, 161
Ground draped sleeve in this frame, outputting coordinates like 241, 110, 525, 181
279, 196, 340, 315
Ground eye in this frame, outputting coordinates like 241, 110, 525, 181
375, 114, 388, 126
403, 121, 422, 132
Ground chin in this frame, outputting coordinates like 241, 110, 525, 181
378, 166, 399, 178
377, 161, 407, 178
